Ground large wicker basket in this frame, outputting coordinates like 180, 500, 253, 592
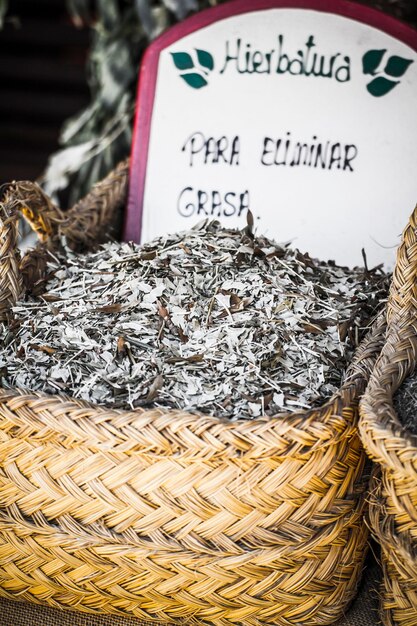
360, 205, 417, 626
0, 161, 386, 625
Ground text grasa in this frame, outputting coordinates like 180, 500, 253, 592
177, 187, 250, 218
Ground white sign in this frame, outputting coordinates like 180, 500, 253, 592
126, 0, 417, 268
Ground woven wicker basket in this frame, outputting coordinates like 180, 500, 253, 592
0, 160, 386, 625
360, 205, 417, 626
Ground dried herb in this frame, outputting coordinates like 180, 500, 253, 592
0, 220, 389, 419
393, 372, 417, 435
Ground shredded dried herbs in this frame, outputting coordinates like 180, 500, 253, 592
393, 372, 417, 436
0, 220, 389, 419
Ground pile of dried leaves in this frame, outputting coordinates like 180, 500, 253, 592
0, 220, 389, 419
393, 372, 417, 435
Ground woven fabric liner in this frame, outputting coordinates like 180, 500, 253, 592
359, 205, 417, 626
0, 160, 388, 625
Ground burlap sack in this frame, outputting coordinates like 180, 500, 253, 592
0, 561, 379, 626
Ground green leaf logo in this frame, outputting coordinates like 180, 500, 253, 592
362, 49, 386, 76
384, 55, 413, 78
171, 52, 194, 71
366, 76, 399, 97
171, 49, 214, 89
181, 73, 208, 89
196, 49, 214, 71
363, 49, 414, 97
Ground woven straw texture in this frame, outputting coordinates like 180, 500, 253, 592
359, 205, 417, 626
0, 558, 380, 626
0, 162, 387, 625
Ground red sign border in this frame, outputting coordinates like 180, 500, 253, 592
124, 0, 417, 242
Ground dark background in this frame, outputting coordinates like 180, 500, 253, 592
0, 0, 90, 182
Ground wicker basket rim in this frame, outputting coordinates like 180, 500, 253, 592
359, 202, 417, 474
361, 373, 417, 463
368, 471, 417, 565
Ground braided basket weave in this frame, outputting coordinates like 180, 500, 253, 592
360, 205, 417, 626
0, 160, 386, 625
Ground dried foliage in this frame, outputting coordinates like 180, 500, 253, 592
42, 0, 222, 206
393, 372, 417, 435
0, 220, 388, 418
0, 0, 7, 28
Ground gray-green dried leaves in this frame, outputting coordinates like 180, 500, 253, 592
0, 221, 389, 419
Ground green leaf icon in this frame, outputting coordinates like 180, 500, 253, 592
180, 73, 208, 89
367, 76, 399, 97
196, 49, 214, 71
384, 55, 413, 78
171, 52, 194, 71
362, 49, 386, 75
